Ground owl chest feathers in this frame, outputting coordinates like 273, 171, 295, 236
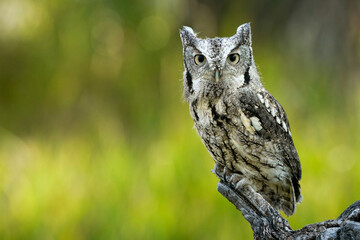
189, 92, 292, 183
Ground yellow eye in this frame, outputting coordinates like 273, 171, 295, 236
194, 54, 206, 65
228, 53, 240, 64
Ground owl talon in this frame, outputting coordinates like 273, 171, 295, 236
229, 173, 244, 186
213, 164, 236, 183
235, 178, 251, 190
213, 164, 224, 179
223, 166, 234, 182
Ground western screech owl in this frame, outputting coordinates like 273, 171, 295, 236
179, 23, 302, 216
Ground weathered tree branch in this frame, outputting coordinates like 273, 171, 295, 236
213, 163, 360, 240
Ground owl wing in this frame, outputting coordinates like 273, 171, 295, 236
237, 89, 302, 197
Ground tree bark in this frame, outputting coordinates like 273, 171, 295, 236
213, 163, 360, 240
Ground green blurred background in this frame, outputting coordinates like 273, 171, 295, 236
0, 0, 359, 239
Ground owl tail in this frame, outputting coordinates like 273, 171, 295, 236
258, 178, 301, 216
292, 176, 303, 203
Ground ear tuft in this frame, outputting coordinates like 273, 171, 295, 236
236, 23, 252, 46
179, 26, 196, 46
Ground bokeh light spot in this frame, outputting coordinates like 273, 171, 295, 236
0, 0, 50, 40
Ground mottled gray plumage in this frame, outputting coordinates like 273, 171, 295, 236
179, 23, 302, 216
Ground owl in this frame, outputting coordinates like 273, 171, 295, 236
179, 23, 302, 216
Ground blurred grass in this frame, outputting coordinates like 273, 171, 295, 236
0, 0, 360, 239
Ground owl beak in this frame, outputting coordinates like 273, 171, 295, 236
215, 69, 221, 82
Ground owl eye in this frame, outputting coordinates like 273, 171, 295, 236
194, 54, 206, 65
228, 53, 240, 64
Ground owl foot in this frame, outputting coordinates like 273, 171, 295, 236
213, 163, 245, 185
213, 164, 267, 216
213, 164, 245, 185
230, 173, 244, 186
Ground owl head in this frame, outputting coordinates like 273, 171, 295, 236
180, 23, 262, 100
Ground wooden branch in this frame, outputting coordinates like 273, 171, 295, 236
213, 163, 360, 240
